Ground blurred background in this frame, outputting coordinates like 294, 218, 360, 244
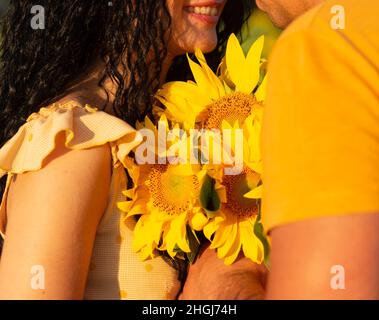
243, 8, 281, 58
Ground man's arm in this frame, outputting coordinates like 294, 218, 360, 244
261, 7, 379, 299
266, 214, 379, 299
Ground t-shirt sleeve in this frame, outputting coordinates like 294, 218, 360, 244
261, 20, 379, 232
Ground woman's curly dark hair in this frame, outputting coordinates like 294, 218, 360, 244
0, 0, 255, 282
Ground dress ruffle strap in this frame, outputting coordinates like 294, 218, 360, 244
0, 101, 142, 178
0, 101, 142, 237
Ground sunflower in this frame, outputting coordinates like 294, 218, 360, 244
155, 34, 266, 131
202, 109, 265, 265
153, 34, 268, 265
120, 34, 269, 265
204, 169, 263, 265
203, 167, 264, 265
118, 159, 209, 261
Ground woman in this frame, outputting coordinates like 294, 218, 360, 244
0, 0, 265, 299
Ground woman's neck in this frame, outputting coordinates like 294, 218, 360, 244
58, 55, 174, 116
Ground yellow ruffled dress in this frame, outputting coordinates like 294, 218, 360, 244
0, 101, 181, 299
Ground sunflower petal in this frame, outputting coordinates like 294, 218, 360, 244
255, 74, 267, 102
190, 211, 208, 231
216, 222, 237, 258
244, 185, 263, 199
117, 201, 131, 213
241, 221, 264, 264
245, 35, 265, 93
170, 213, 191, 253
222, 228, 242, 265
158, 81, 212, 110
132, 219, 150, 252
167, 163, 199, 176
187, 53, 219, 100
139, 245, 154, 261
210, 217, 235, 249
195, 48, 225, 98
226, 34, 247, 93
203, 219, 218, 240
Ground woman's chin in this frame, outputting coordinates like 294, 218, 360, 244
189, 36, 218, 54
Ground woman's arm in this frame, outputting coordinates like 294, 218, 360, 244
0, 133, 111, 299
180, 245, 267, 300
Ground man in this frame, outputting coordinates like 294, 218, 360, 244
260, 0, 379, 298
179, 0, 379, 300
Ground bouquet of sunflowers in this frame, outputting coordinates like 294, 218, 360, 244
118, 34, 269, 266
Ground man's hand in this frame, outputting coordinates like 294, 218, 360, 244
180, 245, 267, 300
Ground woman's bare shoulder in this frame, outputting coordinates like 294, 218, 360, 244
0, 132, 111, 299
7, 131, 112, 217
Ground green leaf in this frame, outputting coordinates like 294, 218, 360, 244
200, 175, 221, 218
173, 244, 182, 253
254, 201, 271, 268
186, 225, 200, 264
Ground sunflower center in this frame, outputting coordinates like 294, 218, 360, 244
204, 92, 258, 129
147, 165, 199, 216
223, 167, 260, 219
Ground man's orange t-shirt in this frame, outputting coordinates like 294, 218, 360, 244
262, 0, 379, 231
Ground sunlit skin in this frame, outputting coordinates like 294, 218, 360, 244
255, 0, 323, 28
180, 246, 267, 300
167, 0, 228, 56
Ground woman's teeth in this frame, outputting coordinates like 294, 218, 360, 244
187, 6, 219, 16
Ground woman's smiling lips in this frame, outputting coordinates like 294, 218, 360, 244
184, 1, 224, 25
